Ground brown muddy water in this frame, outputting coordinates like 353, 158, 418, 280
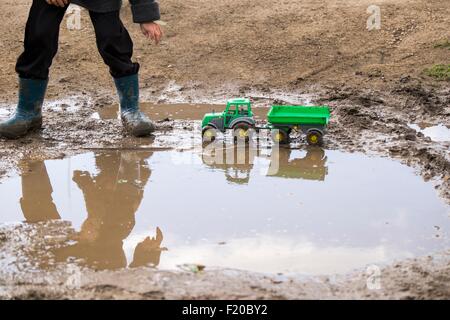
0, 145, 449, 275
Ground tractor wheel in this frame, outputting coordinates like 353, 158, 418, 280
233, 123, 254, 143
271, 129, 289, 144
306, 130, 323, 146
202, 125, 217, 143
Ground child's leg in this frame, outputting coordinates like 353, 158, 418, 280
89, 10, 155, 137
0, 0, 68, 139
88, 10, 139, 78
16, 0, 68, 80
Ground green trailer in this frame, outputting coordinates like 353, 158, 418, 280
201, 98, 330, 145
267, 105, 330, 145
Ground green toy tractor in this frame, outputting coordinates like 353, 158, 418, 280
201, 98, 330, 145
201, 98, 255, 142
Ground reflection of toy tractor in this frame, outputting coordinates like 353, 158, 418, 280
267, 147, 328, 181
201, 144, 260, 185
201, 98, 330, 145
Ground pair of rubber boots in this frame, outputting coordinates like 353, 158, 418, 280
0, 74, 154, 139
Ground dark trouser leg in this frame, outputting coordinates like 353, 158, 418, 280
1, 0, 66, 138
89, 10, 139, 78
89, 10, 154, 136
16, 0, 68, 80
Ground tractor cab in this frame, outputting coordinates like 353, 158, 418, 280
223, 98, 253, 127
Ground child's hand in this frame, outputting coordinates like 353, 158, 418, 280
46, 0, 69, 7
140, 22, 163, 45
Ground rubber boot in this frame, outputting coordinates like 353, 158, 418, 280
0, 78, 48, 139
114, 74, 155, 137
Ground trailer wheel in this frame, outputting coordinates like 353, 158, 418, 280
306, 130, 323, 146
233, 123, 254, 143
202, 125, 217, 142
271, 129, 289, 144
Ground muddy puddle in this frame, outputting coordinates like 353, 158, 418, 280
0, 146, 449, 275
408, 123, 450, 142
92, 103, 270, 121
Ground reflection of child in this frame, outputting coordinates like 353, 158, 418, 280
0, 0, 163, 139
130, 227, 168, 268
52, 151, 166, 270
20, 160, 61, 222
54, 226, 166, 270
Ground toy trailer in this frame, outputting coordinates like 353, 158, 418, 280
267, 105, 330, 145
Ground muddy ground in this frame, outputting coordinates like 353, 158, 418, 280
0, 0, 449, 299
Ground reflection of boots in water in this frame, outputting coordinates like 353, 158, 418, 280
20, 160, 60, 223
129, 227, 167, 268
53, 151, 153, 270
